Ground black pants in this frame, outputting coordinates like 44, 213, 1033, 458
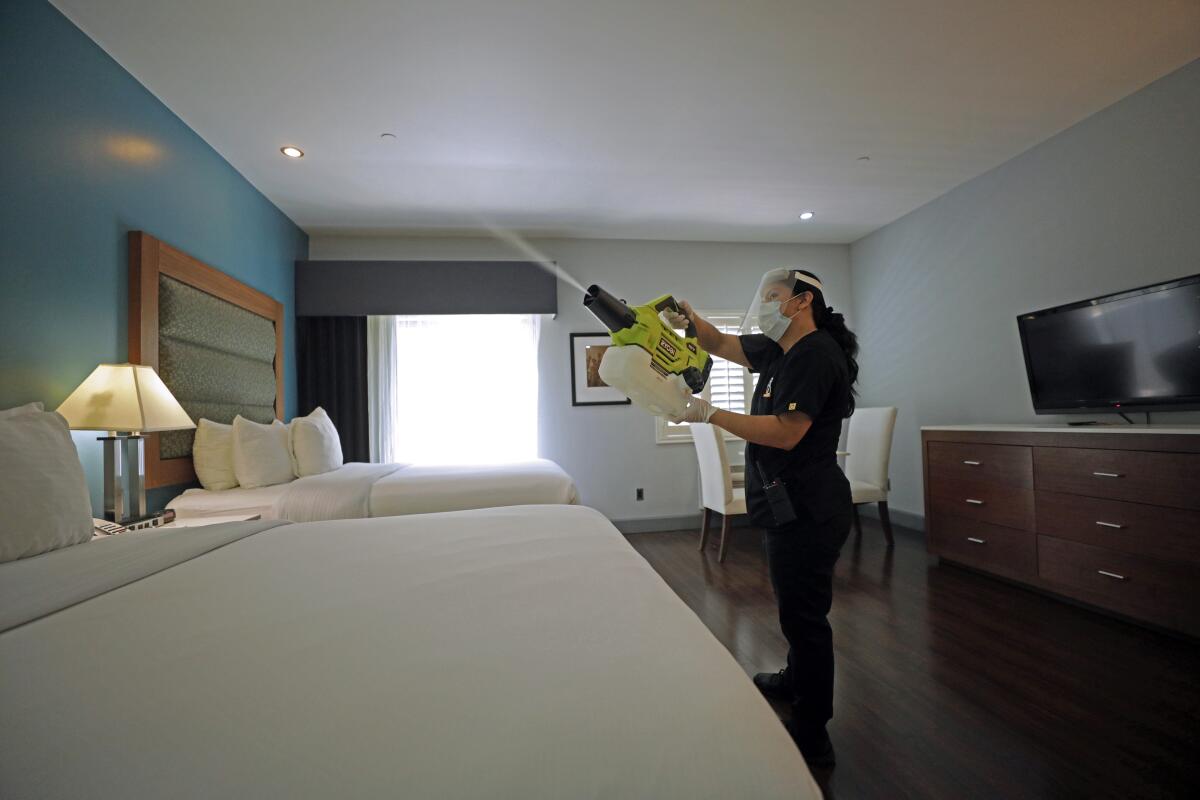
763, 506, 852, 733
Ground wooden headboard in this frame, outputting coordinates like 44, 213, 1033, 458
129, 231, 284, 488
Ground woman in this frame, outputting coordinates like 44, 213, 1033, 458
668, 268, 857, 769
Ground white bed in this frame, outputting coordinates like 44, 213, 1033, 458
168, 458, 579, 522
0, 505, 819, 799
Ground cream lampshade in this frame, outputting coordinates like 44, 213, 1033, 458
57, 364, 194, 523
57, 363, 195, 434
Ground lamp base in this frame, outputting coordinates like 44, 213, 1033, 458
99, 435, 145, 524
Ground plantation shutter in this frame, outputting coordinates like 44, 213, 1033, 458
701, 315, 751, 414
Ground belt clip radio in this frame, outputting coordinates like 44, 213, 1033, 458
755, 462, 798, 526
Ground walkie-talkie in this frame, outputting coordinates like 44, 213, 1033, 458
755, 463, 798, 526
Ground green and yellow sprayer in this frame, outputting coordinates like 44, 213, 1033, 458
583, 285, 713, 418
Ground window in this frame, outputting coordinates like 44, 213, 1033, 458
369, 314, 540, 464
656, 312, 753, 443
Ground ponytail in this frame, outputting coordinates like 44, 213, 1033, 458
794, 270, 860, 417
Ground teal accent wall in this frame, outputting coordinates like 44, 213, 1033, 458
0, 0, 309, 512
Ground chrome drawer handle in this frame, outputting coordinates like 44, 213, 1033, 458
962, 460, 981, 466
964, 498, 984, 505
1097, 570, 1127, 581
1095, 521, 1125, 529
1092, 472, 1122, 478
966, 537, 986, 544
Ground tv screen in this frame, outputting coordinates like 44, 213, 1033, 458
1017, 273, 1200, 413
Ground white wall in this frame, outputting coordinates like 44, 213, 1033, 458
850, 59, 1200, 521
310, 235, 851, 523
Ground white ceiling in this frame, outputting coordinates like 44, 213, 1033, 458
53, 0, 1200, 243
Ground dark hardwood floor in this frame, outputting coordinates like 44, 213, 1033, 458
627, 518, 1200, 800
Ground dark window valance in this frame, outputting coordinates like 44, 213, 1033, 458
295, 260, 558, 317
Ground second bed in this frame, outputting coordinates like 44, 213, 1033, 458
169, 458, 579, 523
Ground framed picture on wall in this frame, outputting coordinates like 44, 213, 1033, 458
570, 333, 631, 406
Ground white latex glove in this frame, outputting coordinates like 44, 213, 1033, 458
662, 299, 698, 331
668, 390, 716, 424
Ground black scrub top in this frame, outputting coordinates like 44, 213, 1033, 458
740, 329, 852, 527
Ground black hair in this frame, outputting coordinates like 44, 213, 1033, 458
794, 270, 859, 416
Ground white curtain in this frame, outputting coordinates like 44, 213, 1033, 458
367, 315, 399, 463
368, 314, 540, 465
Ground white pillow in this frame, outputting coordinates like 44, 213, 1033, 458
231, 416, 294, 489
0, 410, 94, 563
288, 407, 344, 477
0, 401, 45, 420
192, 418, 239, 490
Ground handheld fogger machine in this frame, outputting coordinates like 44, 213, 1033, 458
582, 285, 713, 417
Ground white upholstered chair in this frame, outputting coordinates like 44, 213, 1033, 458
844, 406, 898, 546
691, 422, 746, 562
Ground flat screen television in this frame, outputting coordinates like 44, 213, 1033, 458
1017, 273, 1200, 414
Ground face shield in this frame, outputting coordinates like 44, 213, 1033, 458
739, 268, 825, 335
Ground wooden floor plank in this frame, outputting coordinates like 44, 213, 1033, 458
626, 518, 1200, 800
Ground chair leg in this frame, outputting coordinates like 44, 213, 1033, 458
851, 504, 863, 538
878, 501, 895, 547
698, 508, 712, 552
717, 514, 732, 563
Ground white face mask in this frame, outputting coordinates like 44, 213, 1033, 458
756, 294, 800, 342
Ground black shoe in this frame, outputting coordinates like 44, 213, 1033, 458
753, 668, 793, 702
785, 720, 836, 769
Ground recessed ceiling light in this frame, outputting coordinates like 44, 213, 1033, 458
799, 211, 815, 220
280, 146, 304, 158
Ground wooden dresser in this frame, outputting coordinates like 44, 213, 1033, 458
922, 425, 1200, 637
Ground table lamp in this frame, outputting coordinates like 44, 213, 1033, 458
57, 363, 195, 523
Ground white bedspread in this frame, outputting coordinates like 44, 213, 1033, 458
0, 506, 818, 799
271, 462, 403, 522
169, 459, 579, 522
367, 459, 578, 517
0, 519, 286, 633
168, 481, 291, 519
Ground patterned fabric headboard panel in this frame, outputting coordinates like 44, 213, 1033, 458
157, 276, 278, 459
130, 230, 285, 488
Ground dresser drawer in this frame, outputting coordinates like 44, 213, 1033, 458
928, 477, 1034, 531
1033, 447, 1200, 510
1035, 491, 1200, 566
927, 441, 1032, 488
928, 513, 1036, 579
1037, 535, 1200, 635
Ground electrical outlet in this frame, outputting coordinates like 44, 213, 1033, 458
636, 488, 644, 501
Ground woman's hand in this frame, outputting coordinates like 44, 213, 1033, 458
664, 300, 700, 331
667, 389, 715, 424
672, 299, 751, 368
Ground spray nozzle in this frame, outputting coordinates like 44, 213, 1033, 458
583, 285, 638, 332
